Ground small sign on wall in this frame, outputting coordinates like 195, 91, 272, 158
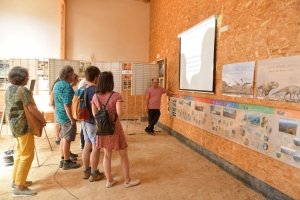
78, 55, 86, 59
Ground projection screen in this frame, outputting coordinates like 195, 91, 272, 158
178, 15, 217, 93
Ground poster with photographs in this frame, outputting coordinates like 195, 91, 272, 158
256, 55, 300, 103
168, 95, 300, 169
177, 97, 193, 123
0, 62, 9, 89
222, 61, 255, 98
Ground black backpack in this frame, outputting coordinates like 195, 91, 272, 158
95, 92, 118, 136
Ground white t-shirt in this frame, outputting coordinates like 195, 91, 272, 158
78, 79, 86, 88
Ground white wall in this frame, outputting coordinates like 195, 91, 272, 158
0, 0, 61, 59
66, 0, 150, 62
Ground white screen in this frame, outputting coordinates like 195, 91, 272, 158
178, 16, 216, 93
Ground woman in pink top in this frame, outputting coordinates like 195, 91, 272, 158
91, 71, 140, 188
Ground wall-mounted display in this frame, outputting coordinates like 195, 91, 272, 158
0, 60, 9, 89
222, 61, 255, 98
256, 55, 300, 103
178, 15, 217, 93
157, 58, 166, 88
168, 95, 300, 169
122, 63, 132, 90
131, 63, 159, 96
79, 62, 92, 81
48, 59, 80, 94
9, 59, 39, 94
93, 62, 122, 93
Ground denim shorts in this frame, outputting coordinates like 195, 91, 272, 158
81, 121, 96, 145
59, 122, 77, 141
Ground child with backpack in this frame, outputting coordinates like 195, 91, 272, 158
91, 71, 140, 188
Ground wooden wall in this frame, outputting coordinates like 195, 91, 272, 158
149, 0, 300, 199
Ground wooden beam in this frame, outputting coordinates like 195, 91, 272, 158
60, 0, 65, 59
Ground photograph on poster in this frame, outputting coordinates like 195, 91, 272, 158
256, 55, 300, 102
260, 116, 268, 128
266, 125, 272, 134
0, 64, 9, 76
195, 102, 204, 112
183, 100, 191, 107
264, 136, 269, 142
294, 138, 300, 146
255, 141, 262, 150
223, 108, 237, 119
293, 154, 300, 162
168, 96, 300, 169
240, 127, 246, 136
263, 143, 268, 150
243, 113, 260, 126
222, 61, 255, 98
278, 118, 298, 135
281, 146, 296, 156
255, 132, 263, 139
210, 105, 221, 115
276, 152, 281, 158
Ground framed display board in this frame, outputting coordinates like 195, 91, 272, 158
93, 61, 122, 93
157, 58, 166, 88
0, 60, 9, 90
122, 63, 132, 90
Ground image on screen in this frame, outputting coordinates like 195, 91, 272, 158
178, 16, 217, 93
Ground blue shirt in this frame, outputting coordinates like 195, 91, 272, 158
54, 80, 74, 124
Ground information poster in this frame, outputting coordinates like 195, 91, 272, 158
168, 96, 300, 169
222, 61, 255, 98
256, 55, 300, 103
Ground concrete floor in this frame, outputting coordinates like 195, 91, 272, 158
0, 121, 265, 200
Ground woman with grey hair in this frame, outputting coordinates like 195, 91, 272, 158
5, 66, 46, 197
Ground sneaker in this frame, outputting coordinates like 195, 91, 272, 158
145, 128, 155, 136
149, 130, 155, 136
63, 161, 81, 170
83, 167, 91, 179
70, 155, 77, 161
106, 178, 118, 188
12, 186, 37, 197
70, 152, 78, 157
4, 149, 14, 156
11, 181, 32, 190
124, 179, 140, 188
59, 160, 64, 168
55, 140, 60, 145
89, 170, 105, 182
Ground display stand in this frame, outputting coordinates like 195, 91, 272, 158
0, 105, 5, 136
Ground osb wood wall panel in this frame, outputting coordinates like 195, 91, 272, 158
150, 0, 300, 199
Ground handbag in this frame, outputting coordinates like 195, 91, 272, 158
17, 87, 44, 137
